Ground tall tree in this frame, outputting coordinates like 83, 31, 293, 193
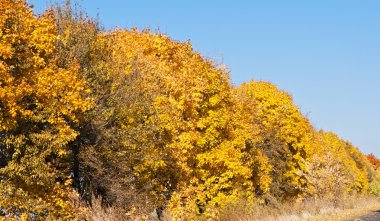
0, 0, 93, 219
237, 81, 314, 199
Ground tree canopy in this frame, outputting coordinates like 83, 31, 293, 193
0, 1, 378, 220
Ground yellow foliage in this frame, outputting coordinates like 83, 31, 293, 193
0, 0, 93, 219
90, 29, 274, 219
237, 81, 314, 197
312, 132, 369, 193
82, 27, 373, 218
0, 1, 374, 219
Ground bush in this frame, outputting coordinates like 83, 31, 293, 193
369, 171, 380, 197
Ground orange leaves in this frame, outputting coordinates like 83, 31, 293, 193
367, 153, 380, 169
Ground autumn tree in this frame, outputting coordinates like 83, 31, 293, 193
236, 81, 315, 199
302, 153, 349, 203
54, 26, 273, 219
51, 0, 103, 199
0, 0, 92, 219
322, 132, 369, 193
0, 1, 376, 219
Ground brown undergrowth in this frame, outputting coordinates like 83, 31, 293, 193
76, 195, 379, 221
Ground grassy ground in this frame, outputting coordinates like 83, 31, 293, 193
217, 197, 380, 221
80, 196, 380, 221
312, 201, 380, 221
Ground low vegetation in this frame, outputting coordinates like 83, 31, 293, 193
0, 0, 379, 220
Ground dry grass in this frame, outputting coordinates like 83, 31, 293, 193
76, 195, 380, 221
217, 196, 380, 221
77, 196, 162, 221
85, 197, 127, 221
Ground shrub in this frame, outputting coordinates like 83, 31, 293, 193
369, 170, 380, 197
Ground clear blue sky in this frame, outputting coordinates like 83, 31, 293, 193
30, 0, 380, 157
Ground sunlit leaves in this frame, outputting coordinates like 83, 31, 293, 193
0, 0, 93, 219
0, 1, 377, 220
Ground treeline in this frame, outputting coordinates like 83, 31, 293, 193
0, 1, 379, 220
